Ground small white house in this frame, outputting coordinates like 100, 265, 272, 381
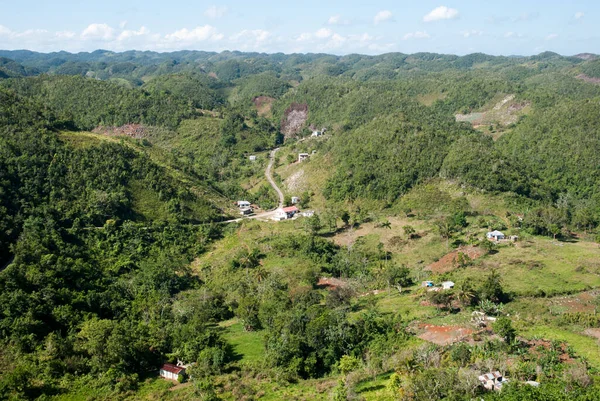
249, 155, 257, 161
291, 196, 300, 204
486, 230, 505, 241
301, 210, 315, 217
237, 200, 251, 208
298, 153, 310, 162
160, 364, 185, 381
442, 281, 455, 290
273, 209, 288, 221
311, 130, 322, 137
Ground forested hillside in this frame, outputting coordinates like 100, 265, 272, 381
2, 49, 600, 400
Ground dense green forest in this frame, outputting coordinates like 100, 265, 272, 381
2, 49, 600, 400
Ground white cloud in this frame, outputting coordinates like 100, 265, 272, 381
56, 31, 76, 39
423, 6, 459, 22
204, 5, 228, 19
296, 32, 313, 42
0, 25, 12, 36
165, 25, 223, 42
328, 15, 351, 26
119, 21, 128, 29
461, 30, 483, 38
117, 26, 150, 41
230, 29, 272, 50
575, 11, 585, 20
402, 31, 430, 40
504, 31, 524, 38
81, 23, 115, 40
546, 33, 559, 40
512, 12, 539, 22
374, 10, 393, 24
315, 28, 333, 39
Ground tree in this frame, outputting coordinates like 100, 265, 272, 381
479, 270, 507, 303
493, 317, 517, 344
236, 296, 261, 331
428, 291, 454, 311
338, 355, 360, 376
434, 219, 454, 250
384, 264, 412, 292
303, 214, 322, 236
456, 279, 477, 307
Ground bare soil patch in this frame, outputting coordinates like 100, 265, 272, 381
417, 324, 474, 346
317, 277, 348, 290
93, 124, 149, 139
576, 74, 600, 84
280, 102, 308, 138
426, 246, 486, 274
584, 328, 600, 341
550, 291, 598, 313
253, 96, 275, 117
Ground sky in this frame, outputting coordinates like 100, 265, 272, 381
0, 1, 597, 56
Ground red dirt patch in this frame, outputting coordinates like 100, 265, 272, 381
253, 96, 275, 117
417, 324, 474, 346
551, 291, 599, 313
576, 74, 600, 84
426, 246, 486, 274
93, 124, 149, 139
280, 102, 308, 138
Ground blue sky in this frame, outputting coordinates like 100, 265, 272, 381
0, 1, 597, 55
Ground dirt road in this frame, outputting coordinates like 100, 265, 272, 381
220, 147, 284, 224
265, 147, 284, 209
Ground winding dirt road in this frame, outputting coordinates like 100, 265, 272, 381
220, 147, 284, 223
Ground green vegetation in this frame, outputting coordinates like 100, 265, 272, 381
2, 49, 600, 400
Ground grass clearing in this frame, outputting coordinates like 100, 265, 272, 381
220, 319, 265, 364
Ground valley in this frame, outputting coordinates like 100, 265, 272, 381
1, 49, 600, 401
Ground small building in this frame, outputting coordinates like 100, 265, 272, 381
282, 206, 299, 218
291, 196, 300, 204
442, 281, 455, 290
486, 230, 505, 241
237, 200, 251, 208
421, 281, 434, 288
273, 209, 288, 221
478, 371, 508, 391
311, 130, 322, 137
249, 155, 257, 161
301, 210, 315, 217
160, 364, 186, 381
298, 153, 310, 162
240, 207, 254, 216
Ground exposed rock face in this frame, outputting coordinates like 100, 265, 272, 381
280, 102, 308, 138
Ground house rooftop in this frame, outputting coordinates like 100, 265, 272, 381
282, 206, 299, 213
161, 363, 185, 374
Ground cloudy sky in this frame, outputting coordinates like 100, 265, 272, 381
0, 1, 597, 55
